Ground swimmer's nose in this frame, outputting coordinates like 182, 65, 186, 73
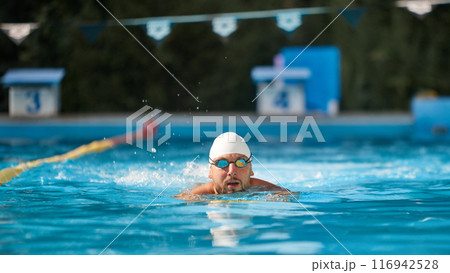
227, 163, 237, 176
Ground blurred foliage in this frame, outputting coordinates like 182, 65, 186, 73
0, 0, 449, 113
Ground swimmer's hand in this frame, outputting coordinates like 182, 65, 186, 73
273, 190, 292, 196
173, 192, 204, 202
265, 190, 298, 202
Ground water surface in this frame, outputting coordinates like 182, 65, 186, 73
1, 139, 450, 254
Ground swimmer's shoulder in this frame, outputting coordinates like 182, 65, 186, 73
250, 178, 277, 187
190, 181, 215, 194
250, 178, 288, 191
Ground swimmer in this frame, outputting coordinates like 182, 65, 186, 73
176, 132, 289, 199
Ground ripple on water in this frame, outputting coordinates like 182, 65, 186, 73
2, 140, 450, 254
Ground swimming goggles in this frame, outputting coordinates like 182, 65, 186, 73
210, 155, 252, 169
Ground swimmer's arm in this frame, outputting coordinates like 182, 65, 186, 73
250, 178, 290, 192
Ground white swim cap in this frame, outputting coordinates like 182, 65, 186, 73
209, 132, 251, 162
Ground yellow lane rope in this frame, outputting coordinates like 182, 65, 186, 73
0, 121, 157, 185
0, 139, 115, 185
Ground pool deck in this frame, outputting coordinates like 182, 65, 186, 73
0, 112, 414, 141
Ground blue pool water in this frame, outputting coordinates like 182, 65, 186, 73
1, 138, 450, 254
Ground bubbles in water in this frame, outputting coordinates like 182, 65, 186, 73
182, 162, 209, 181
111, 165, 188, 189
55, 171, 68, 180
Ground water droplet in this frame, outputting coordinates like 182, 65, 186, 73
151, 148, 157, 153
177, 94, 180, 96
196, 107, 199, 110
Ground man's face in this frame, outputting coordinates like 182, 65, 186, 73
208, 153, 254, 194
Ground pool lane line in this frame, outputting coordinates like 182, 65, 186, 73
0, 121, 158, 185
252, 155, 353, 255
0, 139, 115, 184
95, 0, 200, 103
98, 154, 200, 255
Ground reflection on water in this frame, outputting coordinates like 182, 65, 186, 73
2, 140, 450, 254
203, 202, 327, 254
207, 203, 254, 248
